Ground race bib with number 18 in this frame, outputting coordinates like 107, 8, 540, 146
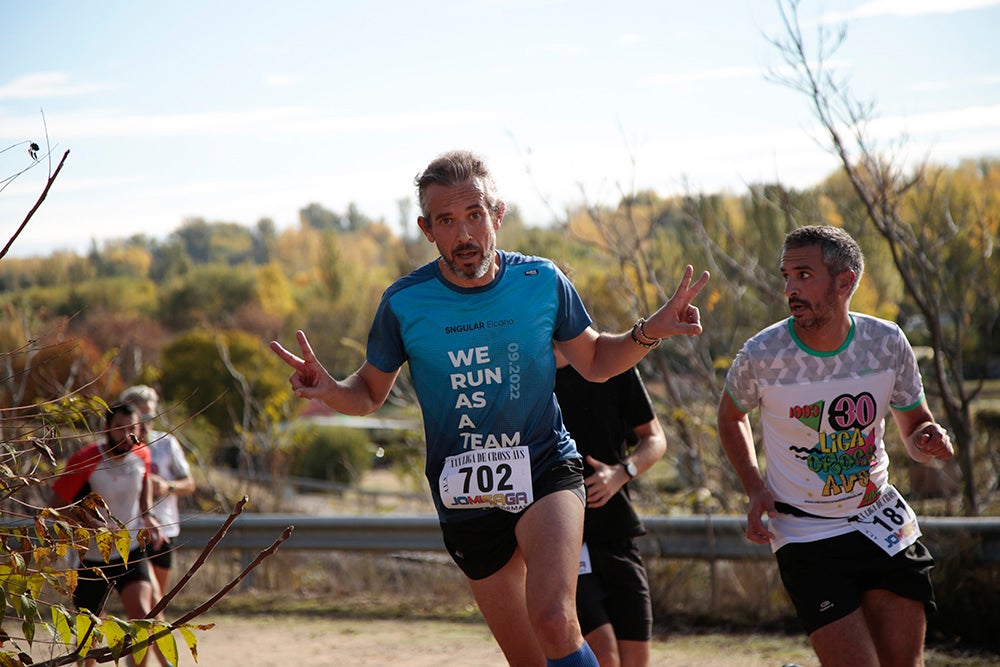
850, 485, 921, 556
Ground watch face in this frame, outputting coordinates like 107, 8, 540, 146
625, 461, 638, 478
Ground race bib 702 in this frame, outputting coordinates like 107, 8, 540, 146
439, 446, 533, 513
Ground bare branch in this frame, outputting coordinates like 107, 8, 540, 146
147, 495, 251, 618
170, 523, 294, 626
765, 0, 986, 514
0, 149, 71, 261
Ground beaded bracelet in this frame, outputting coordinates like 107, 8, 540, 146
630, 318, 662, 349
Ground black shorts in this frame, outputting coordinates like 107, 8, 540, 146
146, 537, 174, 569
576, 538, 652, 641
74, 551, 152, 613
440, 457, 585, 580
775, 530, 936, 635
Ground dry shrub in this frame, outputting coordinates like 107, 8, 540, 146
647, 558, 797, 632
925, 534, 1000, 651
169, 549, 476, 618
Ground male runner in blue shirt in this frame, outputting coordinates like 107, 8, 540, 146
272, 150, 709, 667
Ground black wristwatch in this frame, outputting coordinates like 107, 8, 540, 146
623, 460, 638, 479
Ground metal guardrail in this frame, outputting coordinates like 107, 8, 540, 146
172, 514, 1000, 562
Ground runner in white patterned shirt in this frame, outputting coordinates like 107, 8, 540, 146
718, 225, 954, 667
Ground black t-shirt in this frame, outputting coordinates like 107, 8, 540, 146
554, 364, 656, 542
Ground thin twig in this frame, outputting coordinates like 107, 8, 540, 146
0, 149, 70, 261
170, 524, 294, 626
32, 498, 294, 667
146, 495, 250, 618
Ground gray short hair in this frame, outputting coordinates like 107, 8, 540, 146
414, 150, 503, 220
783, 225, 865, 296
119, 384, 159, 408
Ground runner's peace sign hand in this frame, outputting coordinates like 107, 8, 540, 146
270, 330, 334, 400
642, 265, 711, 339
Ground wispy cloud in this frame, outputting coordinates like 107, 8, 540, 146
643, 66, 764, 85
875, 103, 1000, 135
3, 106, 507, 140
909, 74, 1000, 93
645, 58, 853, 87
0, 72, 113, 100
541, 43, 586, 56
264, 73, 303, 87
822, 0, 1000, 23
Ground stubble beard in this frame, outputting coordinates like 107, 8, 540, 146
107, 435, 134, 457
442, 237, 496, 281
790, 284, 838, 331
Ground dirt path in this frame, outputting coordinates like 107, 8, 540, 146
21, 613, 1000, 667
169, 614, 1000, 667
186, 615, 820, 667
21, 614, 993, 667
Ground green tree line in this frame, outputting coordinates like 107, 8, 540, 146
1, 158, 997, 515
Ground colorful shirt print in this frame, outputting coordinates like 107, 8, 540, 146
724, 314, 924, 547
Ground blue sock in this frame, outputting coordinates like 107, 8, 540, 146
546, 641, 598, 667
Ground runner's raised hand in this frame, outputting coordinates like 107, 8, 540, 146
644, 265, 711, 339
270, 330, 335, 400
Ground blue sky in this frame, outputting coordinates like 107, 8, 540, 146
2, 0, 999, 258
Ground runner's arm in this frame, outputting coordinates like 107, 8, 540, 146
718, 391, 774, 544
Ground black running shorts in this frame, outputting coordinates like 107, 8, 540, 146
775, 530, 936, 635
440, 457, 585, 580
146, 537, 174, 569
73, 551, 152, 613
576, 538, 652, 641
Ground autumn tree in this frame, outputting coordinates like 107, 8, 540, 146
551, 186, 733, 510
766, 0, 996, 514
158, 328, 292, 468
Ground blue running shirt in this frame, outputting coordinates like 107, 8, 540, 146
367, 250, 591, 521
